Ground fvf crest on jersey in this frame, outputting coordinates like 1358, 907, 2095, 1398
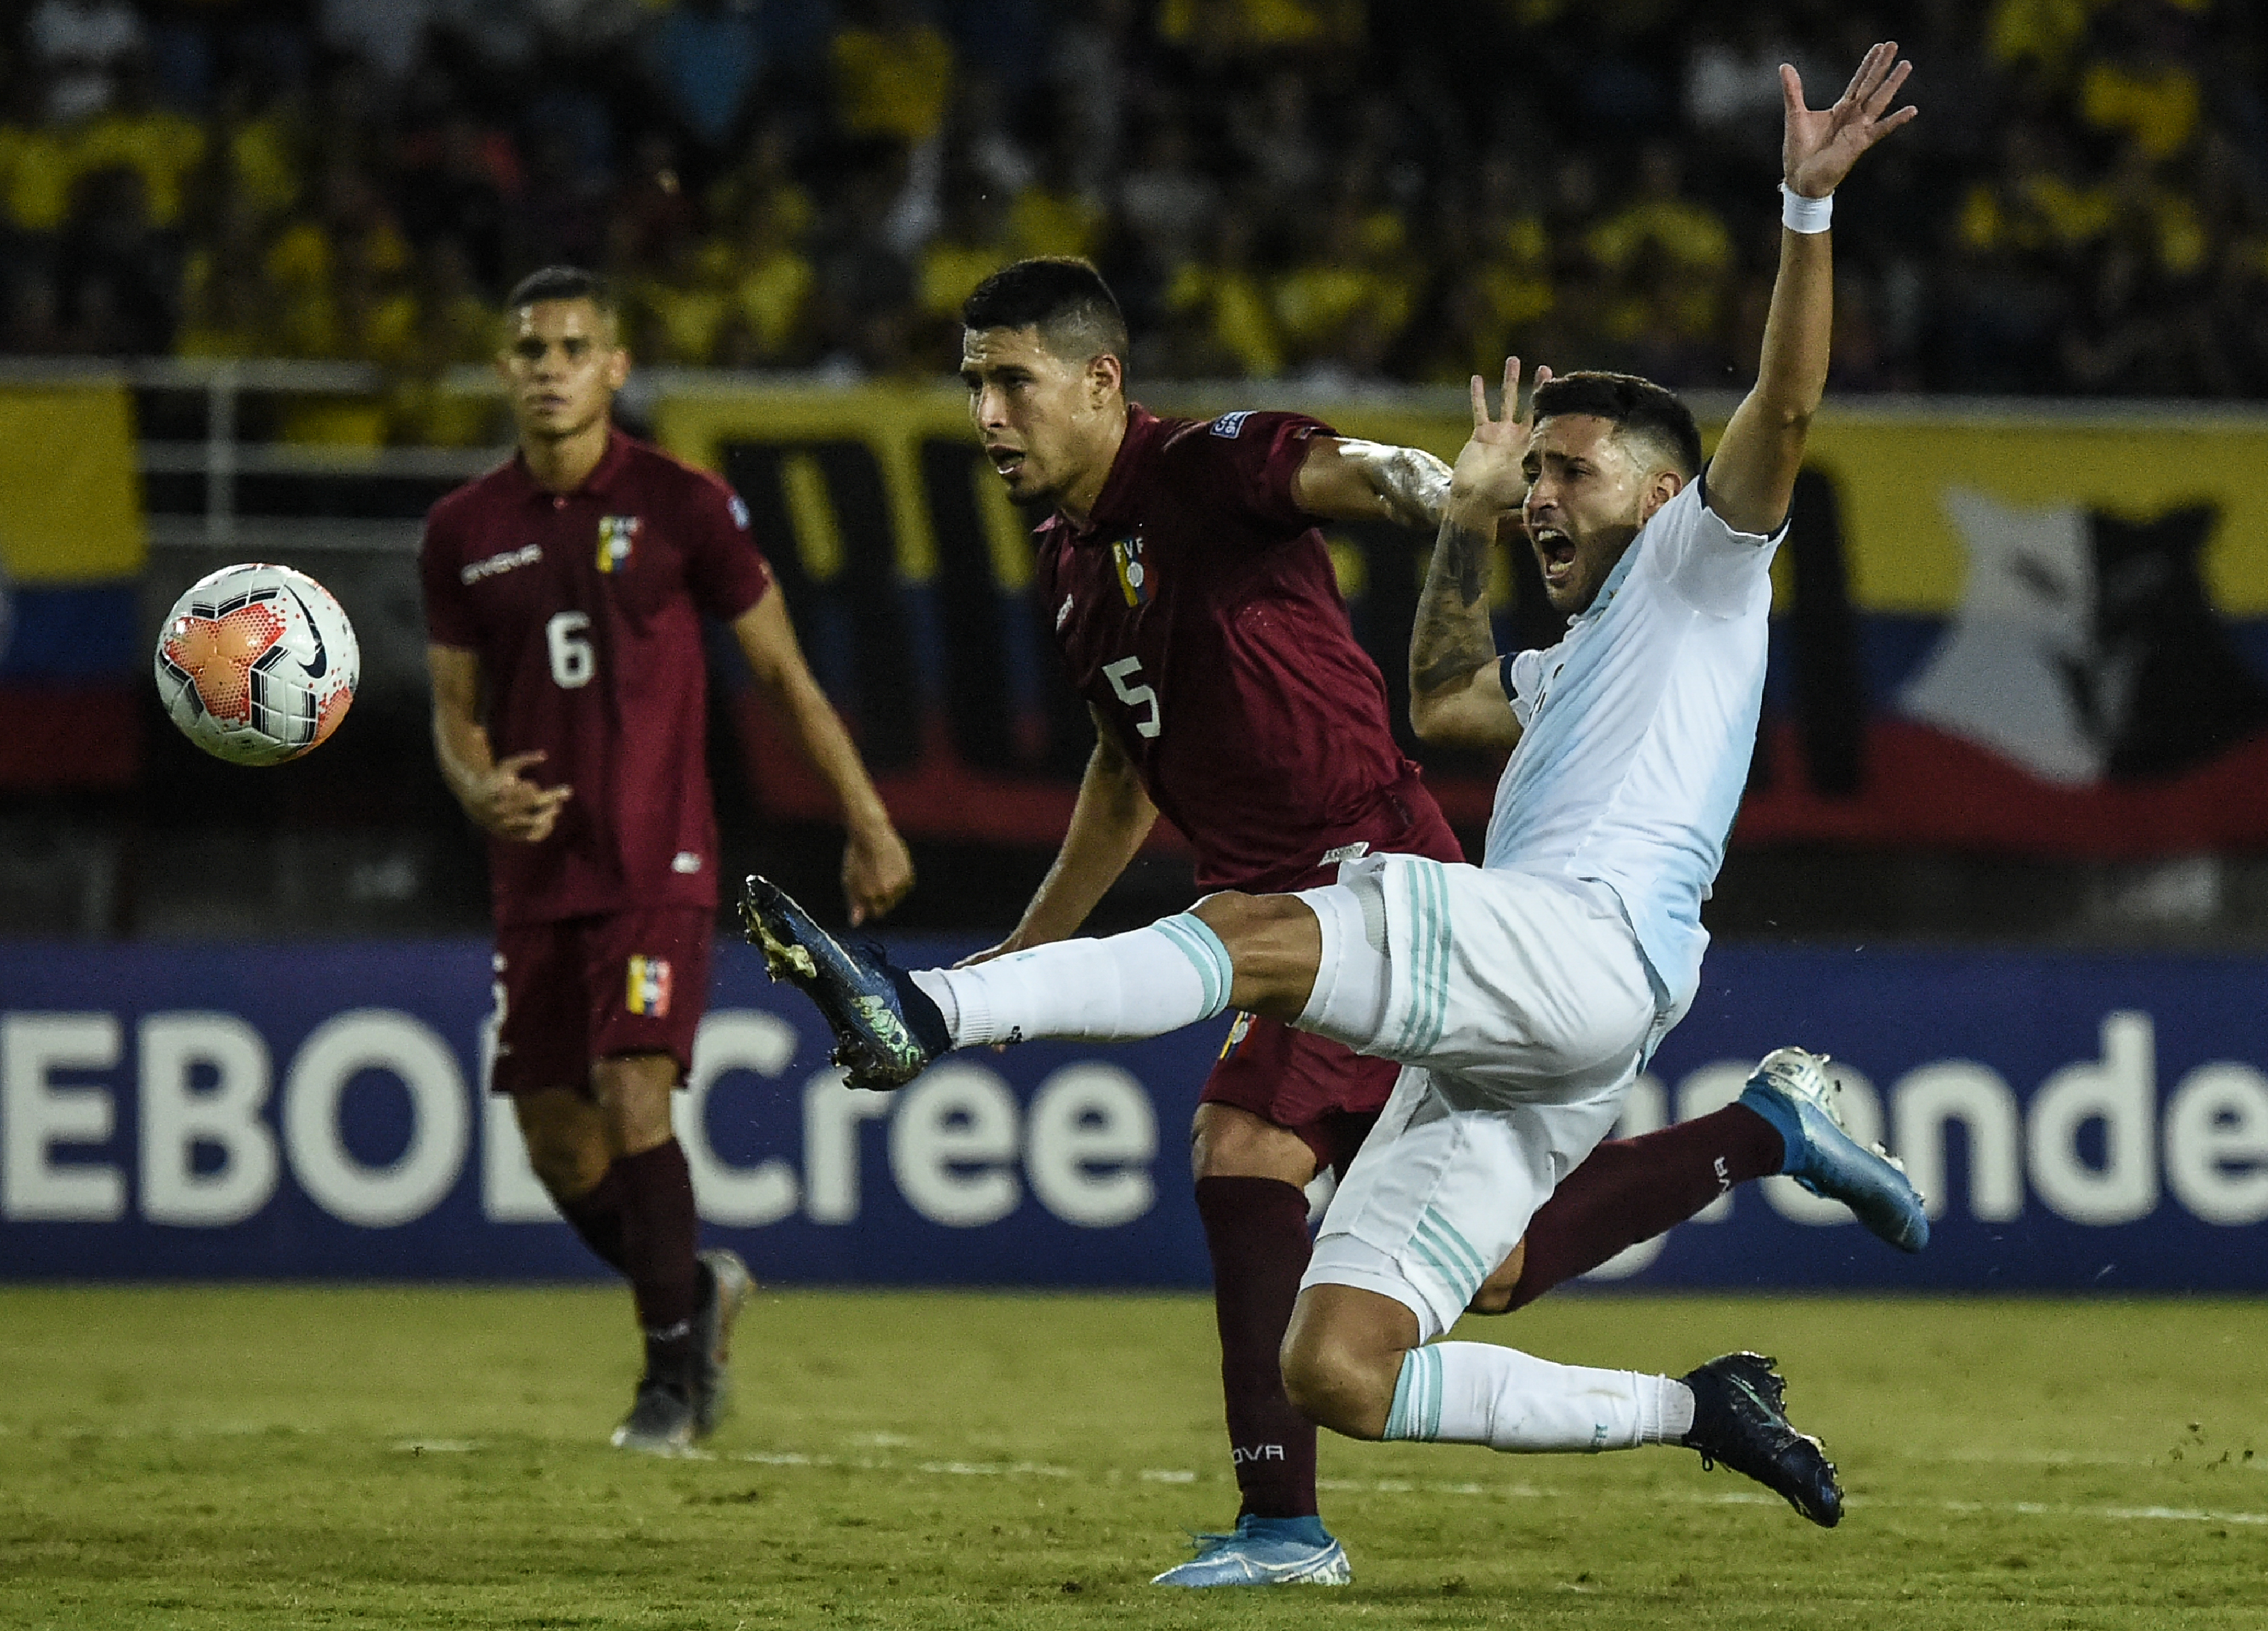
597, 515, 642, 573
1109, 528, 1151, 606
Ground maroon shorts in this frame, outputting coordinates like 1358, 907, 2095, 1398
1201, 1012, 1397, 1178
489, 906, 713, 1097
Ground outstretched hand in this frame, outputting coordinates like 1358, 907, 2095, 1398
1783, 41, 1917, 200
1450, 356, 1551, 516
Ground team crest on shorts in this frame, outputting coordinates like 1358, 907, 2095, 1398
626, 954, 673, 1017
597, 515, 642, 573
1111, 529, 1150, 607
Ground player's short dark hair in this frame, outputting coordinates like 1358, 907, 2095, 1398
1532, 370, 1702, 478
962, 258, 1130, 371
505, 265, 618, 321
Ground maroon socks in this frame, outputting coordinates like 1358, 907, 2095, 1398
555, 1164, 629, 1274
1195, 1175, 1319, 1520
1508, 1103, 1784, 1311
613, 1140, 702, 1387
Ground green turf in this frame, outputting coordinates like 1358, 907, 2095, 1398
0, 1288, 2257, 1628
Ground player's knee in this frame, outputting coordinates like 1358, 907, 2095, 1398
518, 1122, 608, 1199
1280, 1302, 1400, 1441
1190, 892, 1320, 1023
1189, 1104, 1317, 1185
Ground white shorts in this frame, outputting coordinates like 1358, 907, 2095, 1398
1297, 854, 1667, 1340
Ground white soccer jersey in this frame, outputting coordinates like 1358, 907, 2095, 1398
1483, 476, 1784, 1012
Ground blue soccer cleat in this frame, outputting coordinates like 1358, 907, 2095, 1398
1680, 1352, 1843, 1528
1739, 1046, 1930, 1253
739, 873, 948, 1089
1150, 1515, 1351, 1587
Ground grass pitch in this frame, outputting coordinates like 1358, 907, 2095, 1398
0, 1288, 2258, 1629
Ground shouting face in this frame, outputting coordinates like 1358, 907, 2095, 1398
1521, 413, 1685, 616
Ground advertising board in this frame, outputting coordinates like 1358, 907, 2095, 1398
5, 939, 2262, 1290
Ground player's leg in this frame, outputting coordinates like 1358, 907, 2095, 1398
1282, 864, 1842, 1525
492, 924, 632, 1269
1153, 1096, 1348, 1588
1282, 1082, 1841, 1526
739, 872, 1323, 1085
1466, 1045, 1930, 1315
1464, 1102, 1784, 1313
513, 1087, 625, 1268
586, 909, 750, 1454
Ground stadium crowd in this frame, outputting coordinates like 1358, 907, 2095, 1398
3, 0, 2267, 434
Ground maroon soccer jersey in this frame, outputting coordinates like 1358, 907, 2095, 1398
420, 430, 771, 924
1034, 405, 1459, 892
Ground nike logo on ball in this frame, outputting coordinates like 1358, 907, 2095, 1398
288, 587, 328, 678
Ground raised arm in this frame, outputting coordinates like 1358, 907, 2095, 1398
1408, 360, 1538, 752
1292, 435, 1454, 530
732, 590, 914, 924
970, 706, 1159, 962
1706, 42, 1915, 537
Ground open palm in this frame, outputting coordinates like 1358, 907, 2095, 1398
1783, 41, 1916, 200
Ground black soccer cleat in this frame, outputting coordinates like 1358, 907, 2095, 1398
739, 873, 949, 1089
690, 1248, 754, 1441
1680, 1352, 1844, 1527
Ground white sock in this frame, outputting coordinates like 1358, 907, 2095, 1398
908, 914, 1234, 1048
1384, 1343, 1694, 1451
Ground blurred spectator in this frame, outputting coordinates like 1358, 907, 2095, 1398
55, 164, 179, 354
27, 0, 146, 122
715, 192, 817, 367
75, 62, 207, 230
1586, 145, 1734, 356
643, 0, 767, 157
398, 111, 520, 294
1158, 205, 1282, 378
2078, 2, 2204, 163
831, 0, 954, 145
1008, 136, 1107, 261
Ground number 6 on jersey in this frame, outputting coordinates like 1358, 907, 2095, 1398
1104, 655, 1161, 738
547, 610, 595, 688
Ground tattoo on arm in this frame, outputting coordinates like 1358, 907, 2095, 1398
1411, 517, 1497, 697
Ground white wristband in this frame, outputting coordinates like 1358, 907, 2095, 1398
1781, 183, 1833, 234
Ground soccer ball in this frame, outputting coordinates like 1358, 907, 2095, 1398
155, 563, 360, 766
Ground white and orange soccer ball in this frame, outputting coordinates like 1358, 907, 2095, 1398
155, 563, 360, 765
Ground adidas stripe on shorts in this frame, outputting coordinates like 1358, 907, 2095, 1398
1301, 852, 1674, 1341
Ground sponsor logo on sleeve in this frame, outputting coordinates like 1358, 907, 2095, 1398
1210, 411, 1253, 439
625, 954, 673, 1017
671, 851, 703, 874
728, 494, 750, 530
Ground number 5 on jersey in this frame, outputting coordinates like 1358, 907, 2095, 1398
547, 611, 595, 688
1104, 655, 1161, 739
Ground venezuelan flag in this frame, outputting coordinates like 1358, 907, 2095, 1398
0, 384, 146, 787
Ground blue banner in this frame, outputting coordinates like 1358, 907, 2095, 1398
2, 939, 2263, 1290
